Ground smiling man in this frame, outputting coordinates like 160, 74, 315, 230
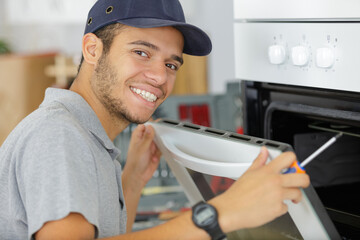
0, 0, 310, 239
73, 25, 184, 139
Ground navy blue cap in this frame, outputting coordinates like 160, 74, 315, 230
84, 0, 212, 56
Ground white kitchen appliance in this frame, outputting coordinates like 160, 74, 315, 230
234, 0, 360, 239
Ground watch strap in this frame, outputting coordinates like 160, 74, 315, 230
208, 224, 226, 240
192, 201, 226, 240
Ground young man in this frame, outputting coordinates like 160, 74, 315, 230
0, 0, 310, 239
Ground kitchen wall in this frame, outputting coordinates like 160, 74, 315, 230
181, 0, 236, 94
0, 0, 235, 94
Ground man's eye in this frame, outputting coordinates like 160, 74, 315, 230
166, 63, 177, 71
135, 50, 148, 57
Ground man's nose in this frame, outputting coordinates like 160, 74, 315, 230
144, 61, 167, 85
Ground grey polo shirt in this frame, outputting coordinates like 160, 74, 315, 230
0, 88, 127, 239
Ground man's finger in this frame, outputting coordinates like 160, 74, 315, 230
131, 124, 145, 140
282, 188, 303, 203
140, 125, 155, 146
248, 147, 269, 171
130, 125, 156, 151
280, 174, 310, 188
267, 151, 297, 173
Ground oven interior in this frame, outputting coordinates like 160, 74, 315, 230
242, 81, 360, 239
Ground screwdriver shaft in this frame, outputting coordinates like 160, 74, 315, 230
300, 132, 343, 168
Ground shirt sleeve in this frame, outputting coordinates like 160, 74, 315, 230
15, 115, 100, 239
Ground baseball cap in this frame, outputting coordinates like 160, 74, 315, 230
84, 0, 212, 56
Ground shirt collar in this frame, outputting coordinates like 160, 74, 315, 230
40, 88, 121, 160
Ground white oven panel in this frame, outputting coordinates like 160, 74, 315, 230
234, 23, 360, 92
234, 0, 360, 20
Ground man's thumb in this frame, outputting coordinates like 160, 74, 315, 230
141, 125, 155, 146
248, 146, 268, 171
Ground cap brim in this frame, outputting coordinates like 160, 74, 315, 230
114, 18, 212, 56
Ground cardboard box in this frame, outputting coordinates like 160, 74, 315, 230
0, 53, 56, 145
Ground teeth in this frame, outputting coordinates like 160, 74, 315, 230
131, 87, 158, 102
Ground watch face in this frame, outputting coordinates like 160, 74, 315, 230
194, 204, 216, 227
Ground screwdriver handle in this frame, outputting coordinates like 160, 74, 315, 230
283, 161, 306, 174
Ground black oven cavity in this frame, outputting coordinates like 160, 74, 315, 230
242, 81, 360, 239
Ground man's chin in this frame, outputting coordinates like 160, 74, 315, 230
121, 113, 152, 125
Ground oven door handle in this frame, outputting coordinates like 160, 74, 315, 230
160, 136, 251, 179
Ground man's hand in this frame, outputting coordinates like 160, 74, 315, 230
210, 147, 310, 233
121, 124, 161, 232
123, 124, 161, 189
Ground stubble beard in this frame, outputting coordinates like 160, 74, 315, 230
91, 54, 150, 124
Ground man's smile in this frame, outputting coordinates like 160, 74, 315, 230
130, 87, 158, 103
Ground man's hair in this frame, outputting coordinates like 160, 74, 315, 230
77, 23, 126, 73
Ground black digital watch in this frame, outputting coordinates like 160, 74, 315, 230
191, 201, 226, 240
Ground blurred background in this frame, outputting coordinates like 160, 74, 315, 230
0, 0, 242, 230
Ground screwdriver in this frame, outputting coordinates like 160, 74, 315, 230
283, 132, 343, 174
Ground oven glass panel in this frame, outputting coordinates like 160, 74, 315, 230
187, 169, 305, 240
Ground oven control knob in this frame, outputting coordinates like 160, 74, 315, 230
316, 47, 335, 68
268, 45, 286, 64
291, 45, 309, 66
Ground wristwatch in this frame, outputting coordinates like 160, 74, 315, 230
192, 201, 226, 240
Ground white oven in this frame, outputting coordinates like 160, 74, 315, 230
234, 1, 360, 239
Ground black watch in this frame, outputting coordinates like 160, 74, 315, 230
192, 201, 226, 240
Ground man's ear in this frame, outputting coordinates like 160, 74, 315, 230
82, 33, 103, 66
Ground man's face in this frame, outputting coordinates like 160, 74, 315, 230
90, 26, 184, 124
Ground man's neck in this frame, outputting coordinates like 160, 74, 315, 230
70, 69, 129, 141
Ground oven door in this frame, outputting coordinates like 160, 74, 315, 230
148, 119, 341, 240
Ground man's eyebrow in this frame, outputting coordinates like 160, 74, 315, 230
172, 55, 184, 65
129, 40, 183, 65
129, 40, 159, 50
